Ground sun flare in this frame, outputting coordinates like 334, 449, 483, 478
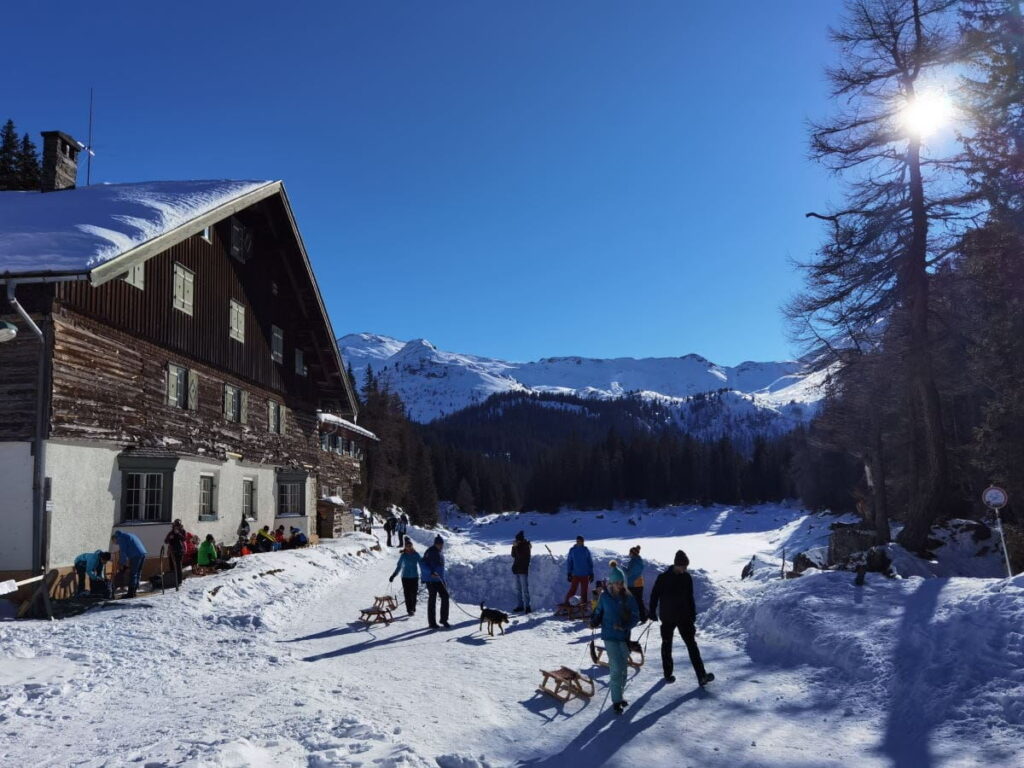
900, 89, 953, 138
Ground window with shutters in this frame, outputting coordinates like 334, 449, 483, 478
320, 432, 331, 451
167, 364, 187, 408
242, 478, 255, 519
229, 217, 253, 263
224, 384, 242, 423
271, 326, 284, 363
198, 474, 218, 520
229, 299, 245, 343
268, 400, 282, 434
123, 263, 145, 290
172, 263, 194, 316
295, 349, 306, 376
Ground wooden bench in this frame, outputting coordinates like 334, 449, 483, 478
537, 666, 595, 703
359, 606, 394, 625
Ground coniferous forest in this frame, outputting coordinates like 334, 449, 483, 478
354, 1, 1024, 569
0, 118, 42, 191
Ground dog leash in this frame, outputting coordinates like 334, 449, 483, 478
439, 577, 484, 621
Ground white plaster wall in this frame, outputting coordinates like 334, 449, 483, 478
173, 457, 281, 544
42, 442, 314, 564
46, 441, 123, 567
0, 442, 34, 571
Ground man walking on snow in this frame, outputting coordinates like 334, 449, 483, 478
649, 550, 714, 687
511, 530, 531, 613
564, 536, 594, 606
421, 535, 450, 629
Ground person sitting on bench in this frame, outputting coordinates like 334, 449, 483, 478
73, 550, 112, 597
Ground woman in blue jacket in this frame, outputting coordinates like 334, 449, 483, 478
390, 537, 423, 615
590, 561, 640, 714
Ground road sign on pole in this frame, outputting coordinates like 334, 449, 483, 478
982, 486, 1013, 578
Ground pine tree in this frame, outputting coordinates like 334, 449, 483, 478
0, 119, 19, 191
455, 477, 476, 516
14, 133, 40, 190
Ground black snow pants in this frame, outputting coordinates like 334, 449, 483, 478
426, 581, 449, 627
629, 586, 647, 622
169, 548, 184, 589
401, 577, 419, 614
660, 621, 706, 681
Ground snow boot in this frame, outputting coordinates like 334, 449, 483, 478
664, 675, 676, 684
698, 673, 715, 687
613, 700, 628, 715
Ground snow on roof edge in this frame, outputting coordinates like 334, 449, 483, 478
318, 412, 379, 440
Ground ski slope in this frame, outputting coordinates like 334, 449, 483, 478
0, 507, 1021, 767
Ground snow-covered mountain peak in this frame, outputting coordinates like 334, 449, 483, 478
339, 333, 826, 425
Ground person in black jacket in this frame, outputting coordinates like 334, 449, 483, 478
648, 550, 714, 686
511, 531, 531, 613
164, 519, 188, 591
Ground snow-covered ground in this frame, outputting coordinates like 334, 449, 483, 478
1, 507, 1021, 768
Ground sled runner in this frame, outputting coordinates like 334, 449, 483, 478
359, 606, 394, 625
554, 602, 591, 620
537, 667, 595, 703
589, 639, 645, 669
374, 595, 399, 612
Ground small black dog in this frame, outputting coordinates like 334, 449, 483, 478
479, 603, 510, 636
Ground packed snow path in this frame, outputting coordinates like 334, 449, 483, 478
1, 506, 1021, 767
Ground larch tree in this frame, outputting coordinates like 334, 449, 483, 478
788, 0, 968, 550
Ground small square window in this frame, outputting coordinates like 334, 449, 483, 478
229, 299, 245, 343
199, 225, 212, 243
271, 325, 284, 364
199, 474, 217, 519
173, 263, 194, 316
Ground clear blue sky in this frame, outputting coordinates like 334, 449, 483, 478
6, 1, 844, 365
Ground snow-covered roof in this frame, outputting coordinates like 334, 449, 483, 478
318, 412, 379, 441
0, 180, 276, 279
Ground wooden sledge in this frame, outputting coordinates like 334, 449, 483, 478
359, 606, 394, 625
589, 639, 645, 669
374, 595, 399, 612
537, 666, 595, 703
554, 601, 591, 620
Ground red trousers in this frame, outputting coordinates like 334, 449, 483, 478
564, 576, 590, 604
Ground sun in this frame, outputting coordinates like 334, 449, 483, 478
900, 89, 953, 139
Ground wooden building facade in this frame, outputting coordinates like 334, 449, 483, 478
0, 175, 374, 576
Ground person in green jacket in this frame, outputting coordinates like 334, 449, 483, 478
389, 537, 423, 615
590, 561, 640, 714
197, 535, 219, 569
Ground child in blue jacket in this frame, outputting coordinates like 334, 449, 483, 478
390, 538, 423, 615
591, 561, 639, 714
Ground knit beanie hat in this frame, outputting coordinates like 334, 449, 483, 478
607, 560, 625, 583
434, 535, 444, 546
515, 531, 525, 541
674, 550, 689, 567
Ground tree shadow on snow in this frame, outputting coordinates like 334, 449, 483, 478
518, 680, 704, 768
877, 578, 945, 768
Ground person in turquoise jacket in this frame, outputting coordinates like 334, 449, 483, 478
390, 537, 423, 615
624, 545, 648, 622
111, 530, 147, 598
590, 561, 639, 714
73, 550, 111, 597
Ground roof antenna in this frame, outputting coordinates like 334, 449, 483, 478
77, 88, 97, 185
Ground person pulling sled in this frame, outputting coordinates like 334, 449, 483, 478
590, 562, 639, 714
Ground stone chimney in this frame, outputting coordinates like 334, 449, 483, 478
40, 131, 80, 192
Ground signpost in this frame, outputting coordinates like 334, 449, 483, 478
982, 485, 1013, 578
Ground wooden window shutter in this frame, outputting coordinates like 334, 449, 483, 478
167, 365, 178, 406
240, 390, 249, 425
280, 404, 288, 435
187, 370, 199, 411
223, 385, 232, 420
